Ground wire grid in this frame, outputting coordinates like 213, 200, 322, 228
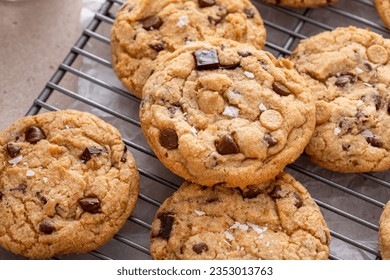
16, 0, 390, 260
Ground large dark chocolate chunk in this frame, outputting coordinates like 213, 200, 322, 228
293, 193, 303, 208
240, 185, 262, 199
193, 243, 209, 254
80, 146, 106, 163
159, 128, 179, 150
244, 8, 255, 18
157, 213, 174, 239
79, 197, 101, 214
335, 74, 355, 87
11, 184, 27, 194
6, 143, 21, 158
269, 185, 283, 199
215, 134, 239, 155
141, 16, 162, 30
25, 126, 46, 144
39, 221, 55, 234
198, 0, 215, 8
272, 82, 291, 96
366, 137, 383, 148
194, 49, 220, 70
264, 133, 278, 147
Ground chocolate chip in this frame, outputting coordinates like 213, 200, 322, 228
39, 221, 55, 234
244, 8, 255, 18
36, 192, 47, 205
25, 126, 45, 144
364, 62, 373, 72
11, 184, 27, 194
215, 134, 239, 155
238, 50, 252, 57
293, 193, 303, 208
342, 144, 350, 151
198, 0, 215, 8
205, 197, 220, 203
157, 213, 174, 239
207, 15, 224, 25
192, 243, 209, 254
269, 185, 283, 199
6, 143, 21, 158
264, 133, 278, 147
80, 146, 106, 163
373, 95, 382, 110
220, 62, 240, 70
335, 74, 355, 87
79, 197, 101, 214
388, 103, 390, 114
149, 42, 164, 52
366, 137, 383, 148
141, 16, 162, 30
120, 146, 128, 163
272, 82, 291, 96
0, 191, 3, 200
194, 49, 219, 70
55, 204, 67, 218
159, 128, 179, 150
240, 186, 262, 199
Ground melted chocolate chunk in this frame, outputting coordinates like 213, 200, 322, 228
269, 185, 283, 199
364, 62, 373, 72
192, 243, 209, 254
240, 186, 262, 199
149, 42, 164, 52
388, 103, 390, 114
157, 213, 174, 239
0, 191, 3, 200
159, 128, 179, 150
11, 184, 27, 194
194, 49, 220, 70
264, 133, 278, 147
335, 74, 355, 87
141, 16, 162, 30
215, 134, 239, 155
198, 0, 215, 8
39, 221, 55, 234
6, 143, 21, 158
79, 197, 101, 214
238, 50, 252, 57
80, 146, 106, 163
366, 137, 383, 148
272, 82, 291, 96
293, 193, 303, 208
121, 146, 128, 163
25, 126, 46, 144
244, 8, 255, 18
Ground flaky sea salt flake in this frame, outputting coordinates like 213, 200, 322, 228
43, 177, 49, 183
8, 155, 23, 165
194, 210, 205, 216
177, 15, 189, 28
333, 127, 341, 136
361, 129, 374, 138
224, 231, 235, 241
244, 71, 255, 79
222, 106, 239, 118
26, 170, 35, 177
247, 222, 267, 234
355, 67, 364, 74
259, 103, 267, 111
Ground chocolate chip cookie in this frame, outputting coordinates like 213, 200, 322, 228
150, 173, 330, 260
111, 0, 266, 98
375, 0, 390, 30
0, 110, 139, 259
379, 201, 390, 260
289, 26, 390, 173
262, 0, 338, 8
140, 39, 315, 188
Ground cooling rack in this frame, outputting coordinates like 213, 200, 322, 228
2, 0, 389, 260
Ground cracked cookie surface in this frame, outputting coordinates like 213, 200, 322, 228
150, 173, 330, 260
379, 201, 390, 260
111, 0, 266, 98
375, 0, 390, 30
262, 0, 338, 8
289, 26, 390, 173
140, 39, 315, 188
0, 110, 139, 259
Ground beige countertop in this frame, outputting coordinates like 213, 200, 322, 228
0, 0, 83, 131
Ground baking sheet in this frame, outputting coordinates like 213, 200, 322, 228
1, 0, 390, 260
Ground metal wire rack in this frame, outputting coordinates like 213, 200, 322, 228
3, 0, 389, 260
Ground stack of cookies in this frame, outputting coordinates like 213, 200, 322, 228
111, 0, 336, 260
